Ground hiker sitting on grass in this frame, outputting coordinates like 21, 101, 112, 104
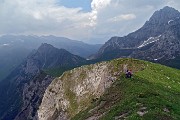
126, 70, 132, 78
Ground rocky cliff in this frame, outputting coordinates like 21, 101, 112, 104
38, 58, 145, 120
38, 58, 180, 120
93, 6, 180, 69
14, 72, 54, 120
0, 43, 87, 120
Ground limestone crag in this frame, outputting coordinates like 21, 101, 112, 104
38, 59, 145, 120
15, 73, 54, 120
38, 62, 114, 120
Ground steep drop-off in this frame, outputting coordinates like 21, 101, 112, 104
0, 43, 87, 120
37, 58, 180, 120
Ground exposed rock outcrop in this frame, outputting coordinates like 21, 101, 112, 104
38, 59, 145, 120
14, 72, 54, 120
92, 6, 180, 68
0, 43, 87, 120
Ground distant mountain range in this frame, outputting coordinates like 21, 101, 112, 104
0, 35, 102, 81
93, 6, 180, 69
0, 35, 102, 58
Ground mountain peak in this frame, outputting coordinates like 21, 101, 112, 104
31, 43, 86, 69
94, 6, 180, 68
147, 6, 180, 25
37, 43, 60, 55
161, 6, 177, 11
158, 6, 180, 16
38, 43, 55, 50
155, 6, 179, 16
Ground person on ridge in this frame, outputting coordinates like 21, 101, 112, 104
126, 70, 129, 78
128, 70, 132, 78
126, 69, 132, 78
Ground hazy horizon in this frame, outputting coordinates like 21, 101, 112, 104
1, 0, 180, 44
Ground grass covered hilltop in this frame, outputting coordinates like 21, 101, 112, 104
39, 58, 180, 120
73, 59, 180, 120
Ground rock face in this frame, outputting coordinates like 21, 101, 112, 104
93, 6, 180, 68
0, 54, 43, 120
38, 62, 112, 120
14, 72, 54, 120
131, 22, 180, 62
0, 44, 86, 120
37, 58, 180, 120
38, 59, 144, 120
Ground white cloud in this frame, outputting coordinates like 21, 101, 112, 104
0, 0, 92, 39
87, 0, 180, 43
0, 0, 180, 43
108, 14, 136, 22
91, 0, 111, 10
90, 0, 111, 26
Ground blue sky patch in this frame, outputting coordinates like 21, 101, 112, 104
58, 0, 92, 12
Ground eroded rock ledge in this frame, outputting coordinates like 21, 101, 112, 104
38, 59, 144, 120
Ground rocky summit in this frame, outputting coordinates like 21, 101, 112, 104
93, 6, 180, 69
30, 43, 86, 69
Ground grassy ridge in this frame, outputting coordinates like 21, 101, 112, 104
72, 60, 180, 120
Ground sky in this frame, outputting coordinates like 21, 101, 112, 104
0, 0, 180, 44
